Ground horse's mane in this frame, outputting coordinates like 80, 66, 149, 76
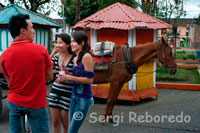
134, 42, 158, 49
116, 42, 158, 49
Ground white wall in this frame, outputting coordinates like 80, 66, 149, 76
0, 28, 50, 55
51, 24, 72, 44
0, 29, 13, 55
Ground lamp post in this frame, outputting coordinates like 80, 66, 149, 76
173, 26, 177, 59
61, 0, 65, 32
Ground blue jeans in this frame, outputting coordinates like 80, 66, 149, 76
68, 95, 94, 133
7, 101, 49, 133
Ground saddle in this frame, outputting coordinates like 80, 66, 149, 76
93, 41, 115, 56
92, 41, 116, 71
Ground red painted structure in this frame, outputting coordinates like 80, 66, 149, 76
73, 2, 172, 101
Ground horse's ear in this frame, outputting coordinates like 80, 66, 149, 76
161, 37, 165, 42
161, 37, 168, 46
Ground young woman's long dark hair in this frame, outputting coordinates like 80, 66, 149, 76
71, 31, 91, 65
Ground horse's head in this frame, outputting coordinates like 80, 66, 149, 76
157, 37, 177, 75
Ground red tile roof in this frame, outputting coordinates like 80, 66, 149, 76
73, 2, 172, 30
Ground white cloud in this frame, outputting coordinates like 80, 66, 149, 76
49, 11, 62, 19
183, 0, 200, 18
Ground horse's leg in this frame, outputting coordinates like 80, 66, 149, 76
107, 82, 123, 115
103, 82, 123, 123
103, 86, 114, 116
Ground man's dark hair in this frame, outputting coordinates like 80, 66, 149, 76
8, 14, 30, 38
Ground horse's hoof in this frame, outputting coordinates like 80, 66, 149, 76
102, 121, 110, 125
155, 95, 158, 100
99, 115, 113, 124
99, 118, 109, 125
107, 115, 114, 123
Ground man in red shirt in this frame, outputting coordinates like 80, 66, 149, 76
1, 14, 53, 133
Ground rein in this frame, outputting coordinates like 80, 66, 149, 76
106, 42, 176, 77
95, 41, 176, 77
107, 63, 165, 77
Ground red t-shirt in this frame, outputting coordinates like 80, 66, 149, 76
1, 38, 52, 109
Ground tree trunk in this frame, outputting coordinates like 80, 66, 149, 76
141, 0, 158, 15
75, 0, 80, 23
10, 0, 15, 4
31, 2, 37, 12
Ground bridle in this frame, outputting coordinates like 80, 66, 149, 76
157, 41, 177, 69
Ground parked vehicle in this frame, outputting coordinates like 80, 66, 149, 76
0, 75, 8, 116
0, 87, 2, 115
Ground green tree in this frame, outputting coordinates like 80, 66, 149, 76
140, 0, 158, 15
195, 14, 200, 25
65, 0, 99, 26
64, 0, 186, 27
138, 0, 186, 25
0, 0, 61, 15
98, 0, 138, 10
65, 0, 138, 26
155, 0, 186, 24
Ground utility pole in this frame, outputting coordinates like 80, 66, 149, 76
61, 0, 66, 32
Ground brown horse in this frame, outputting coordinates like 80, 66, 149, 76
93, 37, 177, 121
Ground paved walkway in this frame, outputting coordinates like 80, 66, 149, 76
1, 84, 200, 133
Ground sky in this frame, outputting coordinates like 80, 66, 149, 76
183, 0, 200, 18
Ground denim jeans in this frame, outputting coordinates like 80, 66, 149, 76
7, 101, 49, 133
68, 95, 94, 133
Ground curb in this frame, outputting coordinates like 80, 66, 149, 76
177, 64, 198, 68
176, 60, 199, 68
176, 60, 199, 63
91, 86, 158, 101
156, 82, 200, 91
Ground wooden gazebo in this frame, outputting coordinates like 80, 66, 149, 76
73, 2, 172, 101
0, 4, 62, 54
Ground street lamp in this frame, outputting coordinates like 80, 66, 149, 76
61, 0, 65, 32
173, 26, 177, 59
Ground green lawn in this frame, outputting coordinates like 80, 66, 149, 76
175, 50, 197, 60
156, 67, 200, 84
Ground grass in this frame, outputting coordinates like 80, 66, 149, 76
191, 69, 200, 84
156, 68, 187, 81
175, 50, 197, 60
176, 50, 186, 60
156, 67, 200, 84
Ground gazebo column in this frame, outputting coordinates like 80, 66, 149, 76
153, 29, 157, 88
90, 29, 97, 50
128, 29, 136, 90
90, 29, 97, 87
0, 30, 13, 55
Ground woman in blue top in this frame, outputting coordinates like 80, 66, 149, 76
58, 31, 94, 133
